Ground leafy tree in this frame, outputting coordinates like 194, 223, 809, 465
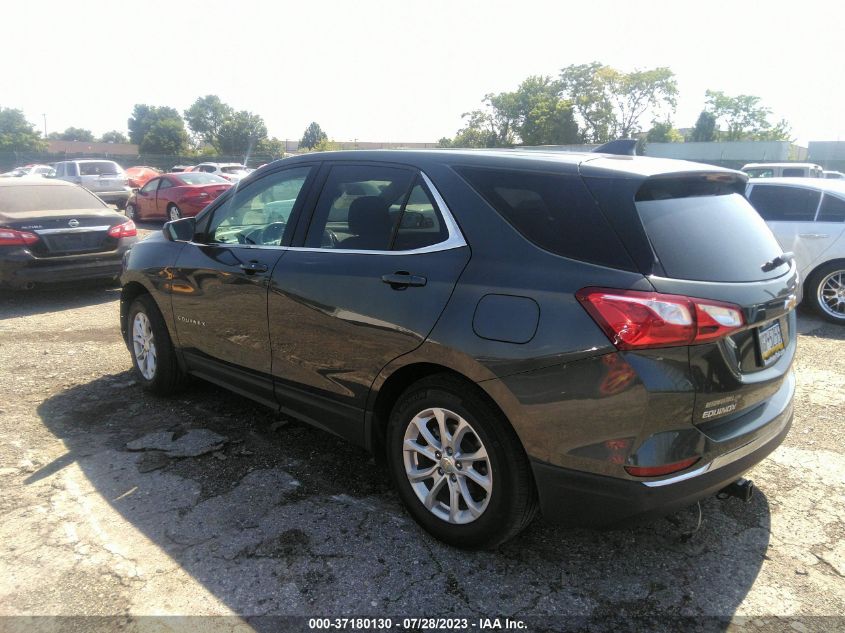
0, 107, 47, 152
139, 118, 189, 154
645, 120, 684, 143
128, 104, 183, 146
184, 95, 234, 149
704, 90, 791, 141
688, 111, 717, 142
216, 110, 267, 155
312, 138, 340, 152
100, 130, 129, 144
48, 127, 95, 142
300, 122, 327, 150
257, 137, 286, 157
558, 62, 677, 141
512, 76, 580, 145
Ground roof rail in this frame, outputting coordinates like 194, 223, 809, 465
592, 139, 637, 156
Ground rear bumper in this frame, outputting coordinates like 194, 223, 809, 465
0, 240, 135, 287
532, 401, 792, 527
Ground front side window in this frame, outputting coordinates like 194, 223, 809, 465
818, 193, 845, 222
209, 166, 312, 246
745, 168, 774, 178
748, 185, 821, 221
305, 164, 448, 251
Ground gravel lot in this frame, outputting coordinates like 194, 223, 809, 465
1, 228, 843, 632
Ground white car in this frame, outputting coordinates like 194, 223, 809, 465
193, 162, 253, 183
0, 164, 55, 178
746, 178, 845, 323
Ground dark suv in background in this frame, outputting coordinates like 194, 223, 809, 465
120, 148, 797, 548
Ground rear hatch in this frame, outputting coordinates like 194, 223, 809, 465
581, 164, 798, 437
0, 185, 124, 256
79, 161, 128, 193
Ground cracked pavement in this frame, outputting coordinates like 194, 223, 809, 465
1, 274, 843, 632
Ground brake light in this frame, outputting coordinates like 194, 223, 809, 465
0, 228, 39, 246
108, 220, 137, 239
576, 287, 744, 350
625, 456, 700, 477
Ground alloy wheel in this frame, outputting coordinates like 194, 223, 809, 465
132, 312, 157, 380
168, 205, 181, 221
818, 269, 845, 320
402, 407, 493, 524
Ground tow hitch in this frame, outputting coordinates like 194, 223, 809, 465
718, 478, 754, 503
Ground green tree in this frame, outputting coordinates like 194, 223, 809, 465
558, 62, 678, 141
645, 120, 683, 143
704, 90, 791, 141
257, 136, 286, 157
49, 126, 95, 142
184, 95, 234, 149
139, 118, 189, 154
688, 111, 717, 142
128, 104, 183, 146
300, 122, 328, 150
216, 110, 267, 155
0, 107, 46, 152
100, 130, 129, 144
512, 76, 580, 145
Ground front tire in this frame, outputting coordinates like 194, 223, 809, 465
167, 204, 182, 221
386, 374, 537, 549
127, 294, 185, 395
807, 261, 845, 324
125, 202, 137, 221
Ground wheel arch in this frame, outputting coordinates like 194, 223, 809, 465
120, 281, 150, 346
804, 257, 845, 292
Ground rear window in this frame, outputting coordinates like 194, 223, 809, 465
455, 167, 633, 269
0, 185, 105, 212
176, 173, 229, 185
222, 165, 248, 174
636, 181, 786, 282
78, 161, 121, 176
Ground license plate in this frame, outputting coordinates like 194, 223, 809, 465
758, 321, 785, 365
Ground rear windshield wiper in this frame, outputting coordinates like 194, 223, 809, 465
761, 251, 794, 272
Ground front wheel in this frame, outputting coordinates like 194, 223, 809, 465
386, 375, 537, 549
127, 294, 185, 395
167, 204, 182, 222
125, 202, 137, 221
808, 262, 845, 324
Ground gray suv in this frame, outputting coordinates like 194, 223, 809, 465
53, 160, 132, 209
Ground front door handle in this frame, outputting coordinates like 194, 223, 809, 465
381, 272, 427, 289
240, 261, 268, 274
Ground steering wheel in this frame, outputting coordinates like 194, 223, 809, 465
322, 229, 339, 248
261, 222, 286, 245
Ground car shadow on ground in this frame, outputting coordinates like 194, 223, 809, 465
30, 372, 773, 630
0, 281, 121, 319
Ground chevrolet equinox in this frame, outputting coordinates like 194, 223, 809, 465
120, 148, 797, 548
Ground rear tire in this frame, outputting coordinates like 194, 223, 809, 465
386, 374, 537, 549
807, 261, 845, 324
127, 294, 185, 395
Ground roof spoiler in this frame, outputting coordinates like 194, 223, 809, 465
592, 139, 637, 156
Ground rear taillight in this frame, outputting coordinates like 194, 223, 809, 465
108, 220, 137, 239
0, 228, 39, 246
576, 287, 744, 350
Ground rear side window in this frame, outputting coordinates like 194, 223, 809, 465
748, 185, 820, 221
636, 182, 786, 282
455, 167, 632, 269
782, 168, 806, 177
818, 194, 845, 222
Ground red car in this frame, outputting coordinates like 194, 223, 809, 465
125, 166, 161, 189
125, 172, 232, 222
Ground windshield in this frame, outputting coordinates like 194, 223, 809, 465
636, 185, 787, 282
176, 173, 229, 185
0, 185, 105, 213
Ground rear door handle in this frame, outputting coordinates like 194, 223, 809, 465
239, 261, 268, 274
381, 272, 427, 289
798, 233, 830, 239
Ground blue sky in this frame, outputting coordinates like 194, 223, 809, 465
4, 0, 843, 145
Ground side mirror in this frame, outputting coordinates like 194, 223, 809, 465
164, 217, 196, 242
